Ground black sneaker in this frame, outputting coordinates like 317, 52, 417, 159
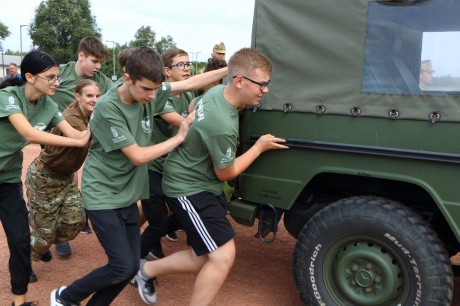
29, 271, 37, 283
55, 242, 71, 257
50, 286, 80, 306
166, 232, 179, 242
41, 250, 53, 262
80, 222, 92, 234
145, 245, 165, 261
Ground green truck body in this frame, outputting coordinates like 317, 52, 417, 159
229, 0, 460, 305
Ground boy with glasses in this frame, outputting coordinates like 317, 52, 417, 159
139, 48, 195, 265
136, 48, 287, 306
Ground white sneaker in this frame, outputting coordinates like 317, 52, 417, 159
50, 286, 79, 306
135, 261, 157, 304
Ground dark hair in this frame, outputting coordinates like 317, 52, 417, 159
162, 48, 188, 68
0, 50, 58, 89
125, 47, 165, 83
118, 47, 137, 68
9, 63, 18, 68
78, 36, 108, 61
204, 58, 227, 73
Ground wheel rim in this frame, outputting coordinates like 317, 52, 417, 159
323, 236, 408, 305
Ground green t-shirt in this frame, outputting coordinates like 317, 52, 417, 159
50, 62, 113, 111
148, 91, 194, 173
82, 82, 171, 210
162, 85, 239, 197
0, 86, 63, 183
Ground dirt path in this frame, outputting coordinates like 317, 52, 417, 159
0, 144, 303, 306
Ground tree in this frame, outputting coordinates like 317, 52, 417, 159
30, 0, 101, 63
0, 21, 11, 50
155, 35, 176, 54
129, 26, 176, 54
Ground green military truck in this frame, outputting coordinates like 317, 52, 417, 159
229, 0, 460, 305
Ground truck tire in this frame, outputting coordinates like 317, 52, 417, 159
293, 195, 453, 306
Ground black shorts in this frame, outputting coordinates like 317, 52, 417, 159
165, 192, 235, 256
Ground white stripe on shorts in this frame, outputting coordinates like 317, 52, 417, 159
178, 196, 218, 252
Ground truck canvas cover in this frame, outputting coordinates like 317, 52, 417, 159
252, 0, 460, 122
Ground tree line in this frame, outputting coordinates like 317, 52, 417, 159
0, 0, 194, 78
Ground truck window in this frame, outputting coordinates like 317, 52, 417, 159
362, 0, 460, 95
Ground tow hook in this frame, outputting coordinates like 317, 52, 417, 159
256, 204, 281, 244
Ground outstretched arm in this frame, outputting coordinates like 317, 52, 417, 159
8, 113, 90, 147
169, 68, 227, 96
121, 111, 195, 166
214, 134, 288, 182
160, 112, 185, 129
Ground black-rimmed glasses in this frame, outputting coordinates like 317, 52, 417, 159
232, 75, 270, 91
35, 74, 61, 84
169, 62, 193, 71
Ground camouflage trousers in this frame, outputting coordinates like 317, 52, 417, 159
25, 158, 86, 261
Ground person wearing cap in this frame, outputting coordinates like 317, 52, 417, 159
419, 59, 435, 90
199, 43, 227, 74
211, 42, 226, 60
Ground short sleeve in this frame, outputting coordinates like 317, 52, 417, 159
48, 110, 65, 128
204, 133, 238, 169
152, 82, 172, 116
0, 92, 22, 119
91, 111, 136, 153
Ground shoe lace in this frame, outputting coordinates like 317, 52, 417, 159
143, 277, 157, 294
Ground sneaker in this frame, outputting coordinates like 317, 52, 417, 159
80, 222, 92, 234
55, 242, 71, 257
166, 232, 179, 242
41, 249, 53, 262
50, 286, 80, 306
29, 271, 37, 283
145, 245, 165, 261
12, 302, 39, 306
135, 261, 157, 305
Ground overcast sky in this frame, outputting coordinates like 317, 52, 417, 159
1, 0, 255, 61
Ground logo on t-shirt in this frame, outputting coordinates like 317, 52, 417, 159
164, 101, 174, 111
220, 147, 235, 164
141, 117, 151, 133
33, 123, 47, 131
111, 126, 127, 144
111, 126, 118, 138
5, 96, 20, 111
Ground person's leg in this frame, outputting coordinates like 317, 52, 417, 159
0, 183, 32, 304
56, 204, 140, 304
80, 211, 92, 234
190, 239, 235, 306
140, 193, 235, 305
55, 178, 86, 242
25, 159, 61, 261
140, 171, 168, 259
54, 173, 86, 257
165, 213, 181, 242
